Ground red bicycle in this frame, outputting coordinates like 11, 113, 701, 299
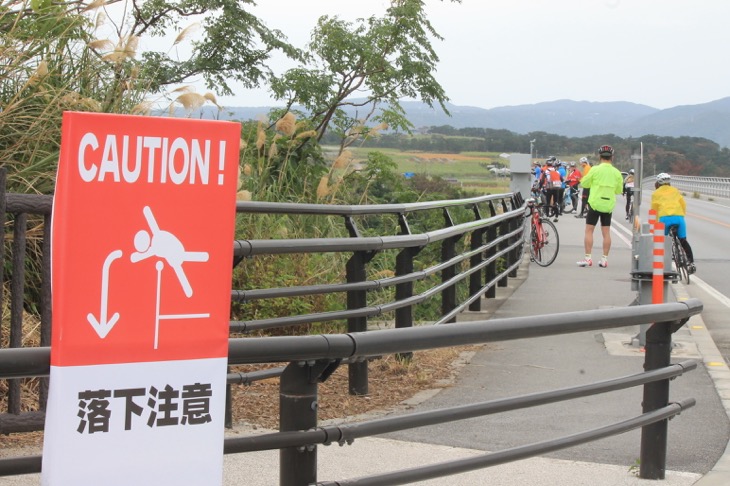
525, 198, 559, 267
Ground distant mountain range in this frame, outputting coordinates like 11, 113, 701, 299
213, 97, 730, 147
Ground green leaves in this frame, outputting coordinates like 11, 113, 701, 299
273, 0, 455, 147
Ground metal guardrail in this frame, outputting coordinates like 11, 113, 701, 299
1, 167, 526, 427
0, 167, 705, 484
0, 300, 704, 485
642, 175, 730, 198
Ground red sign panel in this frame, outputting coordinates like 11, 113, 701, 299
50, 112, 239, 365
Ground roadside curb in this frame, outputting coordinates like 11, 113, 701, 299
673, 284, 730, 485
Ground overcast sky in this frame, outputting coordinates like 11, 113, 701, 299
179, 0, 730, 111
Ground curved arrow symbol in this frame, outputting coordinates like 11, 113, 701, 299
87, 250, 123, 339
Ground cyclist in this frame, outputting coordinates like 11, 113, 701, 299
623, 169, 635, 220
651, 173, 696, 274
539, 157, 563, 222
565, 161, 582, 213
557, 161, 567, 216
575, 157, 591, 218
576, 145, 624, 268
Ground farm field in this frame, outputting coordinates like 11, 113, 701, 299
324, 146, 512, 193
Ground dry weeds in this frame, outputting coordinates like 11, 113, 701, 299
230, 344, 483, 430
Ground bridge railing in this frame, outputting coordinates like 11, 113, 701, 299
0, 167, 704, 484
642, 174, 730, 198
1, 166, 527, 431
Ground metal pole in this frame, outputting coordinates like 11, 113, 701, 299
639, 321, 672, 479
441, 235, 457, 323
485, 202, 498, 299
469, 228, 485, 311
279, 362, 318, 486
346, 251, 369, 395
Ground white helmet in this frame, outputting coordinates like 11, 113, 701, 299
579, 157, 588, 164
656, 173, 671, 185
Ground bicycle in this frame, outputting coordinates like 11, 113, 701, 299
668, 224, 690, 285
625, 188, 634, 223
525, 198, 559, 267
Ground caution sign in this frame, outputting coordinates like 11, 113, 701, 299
42, 112, 240, 486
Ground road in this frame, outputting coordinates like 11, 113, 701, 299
627, 189, 730, 363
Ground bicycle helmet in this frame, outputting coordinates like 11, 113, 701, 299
579, 157, 588, 164
569, 161, 576, 167
655, 172, 671, 185
598, 145, 614, 157
629, 169, 635, 174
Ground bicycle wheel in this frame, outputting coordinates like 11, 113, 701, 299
672, 235, 690, 285
530, 218, 559, 267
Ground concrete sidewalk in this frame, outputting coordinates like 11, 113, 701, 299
2, 212, 729, 485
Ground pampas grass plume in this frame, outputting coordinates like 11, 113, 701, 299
83, 0, 106, 12
95, 12, 106, 29
242, 164, 252, 176
295, 130, 318, 140
268, 139, 279, 158
174, 22, 201, 45
316, 176, 330, 199
256, 123, 266, 151
29, 61, 48, 84
333, 150, 353, 169
88, 39, 114, 51
131, 101, 152, 116
124, 36, 139, 58
237, 190, 252, 201
203, 92, 220, 108
176, 92, 206, 110
275, 112, 296, 137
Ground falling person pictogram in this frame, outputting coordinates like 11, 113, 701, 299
131, 206, 209, 297
131, 206, 210, 349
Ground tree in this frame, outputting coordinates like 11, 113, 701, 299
269, 0, 462, 152
0, 0, 302, 193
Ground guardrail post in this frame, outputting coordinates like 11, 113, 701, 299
497, 200, 510, 288
469, 205, 484, 311
344, 216, 374, 395
346, 250, 369, 395
395, 249, 415, 328
8, 211, 27, 414
0, 168, 5, 340
395, 213, 415, 330
441, 208, 457, 323
485, 201, 498, 299
639, 320, 674, 479
280, 362, 318, 486
507, 213, 519, 278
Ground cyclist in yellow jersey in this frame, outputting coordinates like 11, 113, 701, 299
651, 173, 696, 273
576, 145, 624, 268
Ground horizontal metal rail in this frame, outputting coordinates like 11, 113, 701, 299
0, 300, 702, 376
230, 236, 521, 333
222, 359, 697, 453
316, 400, 696, 486
230, 222, 514, 302
232, 209, 520, 258
235, 193, 514, 217
0, 355, 698, 477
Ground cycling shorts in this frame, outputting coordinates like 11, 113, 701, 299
585, 207, 612, 227
659, 215, 687, 238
